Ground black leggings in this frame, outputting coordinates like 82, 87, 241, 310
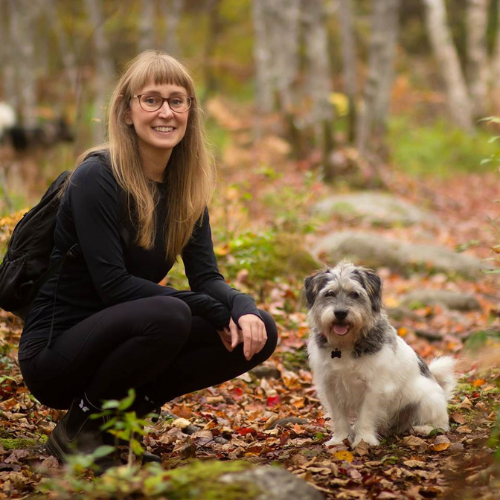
19, 296, 277, 410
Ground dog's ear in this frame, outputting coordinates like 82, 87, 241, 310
304, 270, 331, 308
361, 268, 382, 313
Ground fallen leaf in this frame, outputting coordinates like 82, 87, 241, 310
400, 436, 427, 448
459, 397, 473, 410
473, 378, 486, 387
430, 435, 451, 452
456, 425, 473, 434
450, 411, 466, 425
404, 459, 426, 468
333, 450, 353, 462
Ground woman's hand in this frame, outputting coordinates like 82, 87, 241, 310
218, 315, 267, 361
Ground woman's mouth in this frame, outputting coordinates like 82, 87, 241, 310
152, 126, 175, 133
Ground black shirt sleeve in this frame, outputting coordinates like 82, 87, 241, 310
182, 208, 262, 325
68, 160, 230, 329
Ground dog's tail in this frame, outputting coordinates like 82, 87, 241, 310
429, 356, 456, 400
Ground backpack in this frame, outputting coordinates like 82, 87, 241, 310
0, 171, 75, 320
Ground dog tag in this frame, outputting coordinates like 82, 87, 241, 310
331, 349, 342, 359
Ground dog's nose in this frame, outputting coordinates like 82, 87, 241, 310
335, 310, 348, 321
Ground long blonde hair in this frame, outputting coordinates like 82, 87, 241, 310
77, 50, 216, 262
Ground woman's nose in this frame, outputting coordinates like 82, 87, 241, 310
158, 101, 174, 118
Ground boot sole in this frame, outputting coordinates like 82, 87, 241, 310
46, 433, 68, 463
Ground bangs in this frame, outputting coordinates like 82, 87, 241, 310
126, 54, 193, 96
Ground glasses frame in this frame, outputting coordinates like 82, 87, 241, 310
133, 94, 194, 113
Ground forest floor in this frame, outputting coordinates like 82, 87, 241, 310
0, 158, 499, 499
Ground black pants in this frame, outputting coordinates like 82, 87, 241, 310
19, 296, 277, 410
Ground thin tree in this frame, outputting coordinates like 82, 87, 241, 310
84, 0, 115, 144
356, 0, 401, 157
159, 0, 183, 57
466, 0, 489, 119
422, 0, 473, 132
139, 0, 156, 52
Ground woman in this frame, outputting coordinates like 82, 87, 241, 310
17, 50, 277, 467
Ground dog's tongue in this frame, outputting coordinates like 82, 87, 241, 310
333, 324, 349, 336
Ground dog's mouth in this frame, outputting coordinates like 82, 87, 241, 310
331, 323, 350, 336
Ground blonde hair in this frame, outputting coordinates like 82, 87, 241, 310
77, 50, 216, 262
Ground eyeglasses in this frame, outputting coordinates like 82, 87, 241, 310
133, 94, 194, 113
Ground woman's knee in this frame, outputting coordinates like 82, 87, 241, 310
138, 296, 192, 341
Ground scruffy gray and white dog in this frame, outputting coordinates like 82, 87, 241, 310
305, 261, 456, 448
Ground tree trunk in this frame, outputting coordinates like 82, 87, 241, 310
84, 0, 115, 144
159, 0, 183, 57
302, 0, 335, 174
203, 0, 223, 97
338, 0, 357, 144
356, 0, 401, 157
9, 0, 38, 128
492, 0, 500, 109
466, 0, 489, 119
252, 0, 274, 115
139, 0, 156, 52
43, 0, 79, 111
422, 0, 473, 132
0, 1, 16, 104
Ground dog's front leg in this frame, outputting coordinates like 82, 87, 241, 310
351, 391, 385, 447
322, 395, 352, 447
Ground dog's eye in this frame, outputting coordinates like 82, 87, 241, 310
324, 290, 336, 298
350, 291, 360, 299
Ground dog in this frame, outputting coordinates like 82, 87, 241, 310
305, 261, 456, 448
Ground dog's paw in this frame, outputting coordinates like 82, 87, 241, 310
324, 435, 349, 447
411, 425, 434, 437
351, 434, 380, 447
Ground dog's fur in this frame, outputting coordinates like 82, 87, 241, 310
305, 261, 456, 447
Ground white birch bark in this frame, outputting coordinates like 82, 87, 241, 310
356, 0, 401, 155
139, 0, 156, 52
9, 0, 38, 128
466, 0, 489, 119
338, 0, 357, 142
84, 0, 115, 143
422, 0, 473, 132
159, 0, 183, 56
252, 0, 274, 114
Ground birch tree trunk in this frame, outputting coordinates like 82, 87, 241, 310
302, 0, 335, 172
139, 0, 156, 52
84, 0, 115, 143
356, 0, 401, 156
466, 0, 489, 119
252, 0, 274, 115
159, 0, 183, 56
9, 0, 38, 128
204, 0, 223, 96
339, 0, 357, 144
422, 0, 473, 132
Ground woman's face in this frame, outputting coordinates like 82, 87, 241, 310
126, 81, 190, 163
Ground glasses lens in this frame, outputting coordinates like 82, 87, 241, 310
140, 95, 162, 111
169, 96, 191, 112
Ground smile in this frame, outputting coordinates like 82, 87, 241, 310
152, 126, 174, 132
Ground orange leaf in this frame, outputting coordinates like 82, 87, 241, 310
473, 379, 486, 387
333, 450, 353, 462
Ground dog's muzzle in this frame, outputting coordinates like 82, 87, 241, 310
332, 323, 350, 336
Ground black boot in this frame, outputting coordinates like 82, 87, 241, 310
46, 394, 120, 472
117, 394, 162, 464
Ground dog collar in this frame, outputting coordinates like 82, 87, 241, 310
331, 348, 342, 359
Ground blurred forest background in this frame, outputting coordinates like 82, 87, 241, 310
0, 1, 500, 498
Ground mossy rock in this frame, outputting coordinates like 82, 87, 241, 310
0, 436, 47, 450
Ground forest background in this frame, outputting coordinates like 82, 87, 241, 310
0, 0, 499, 499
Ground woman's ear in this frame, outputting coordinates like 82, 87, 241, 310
123, 108, 133, 125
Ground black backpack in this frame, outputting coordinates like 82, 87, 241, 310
0, 171, 76, 320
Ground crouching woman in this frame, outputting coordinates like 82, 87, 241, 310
17, 50, 277, 468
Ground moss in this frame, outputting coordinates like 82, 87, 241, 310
144, 460, 261, 499
0, 436, 47, 450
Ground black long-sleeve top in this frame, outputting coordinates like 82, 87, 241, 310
19, 154, 260, 358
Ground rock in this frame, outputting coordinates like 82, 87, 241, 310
312, 231, 487, 280
220, 466, 324, 500
250, 365, 281, 380
401, 290, 481, 311
314, 192, 436, 226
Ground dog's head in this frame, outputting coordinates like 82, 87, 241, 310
304, 261, 383, 340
